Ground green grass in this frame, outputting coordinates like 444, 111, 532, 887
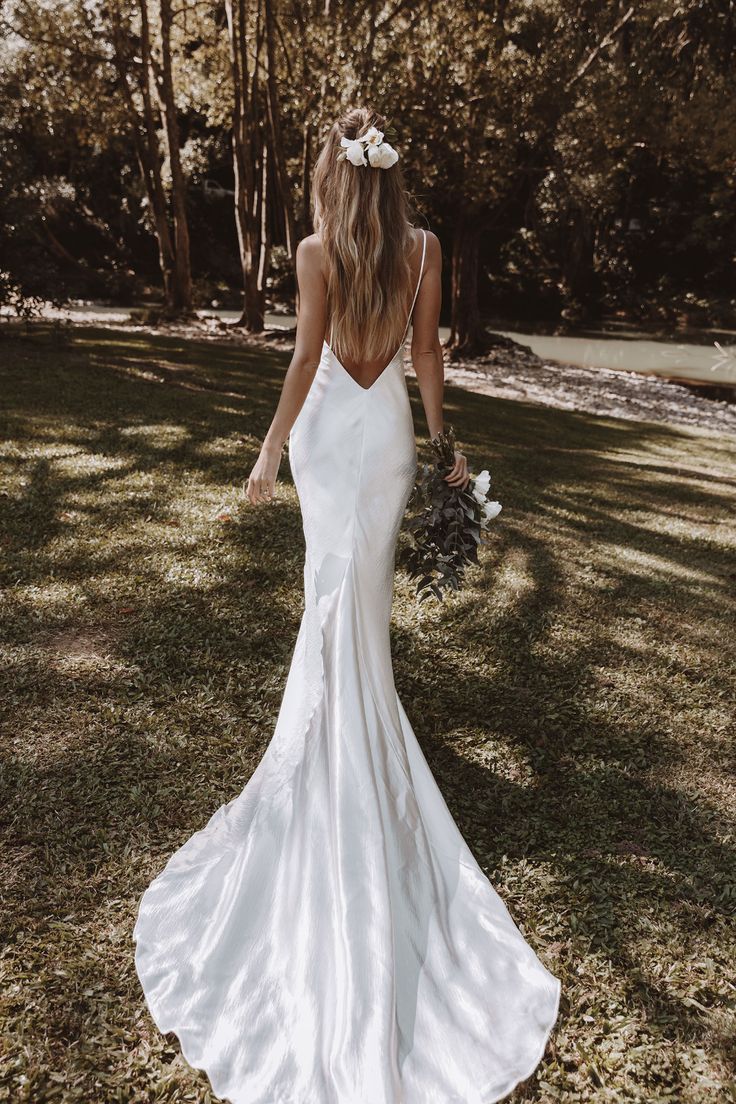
1, 324, 735, 1103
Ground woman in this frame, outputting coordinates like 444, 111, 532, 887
134, 106, 561, 1104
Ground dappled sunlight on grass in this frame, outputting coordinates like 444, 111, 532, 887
1, 324, 735, 1102
602, 543, 725, 585
51, 451, 129, 477
119, 422, 192, 445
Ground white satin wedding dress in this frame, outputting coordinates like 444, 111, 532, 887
134, 229, 561, 1103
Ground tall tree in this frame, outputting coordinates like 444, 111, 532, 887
110, 0, 178, 309
224, 0, 269, 329
264, 0, 295, 261
156, 0, 193, 312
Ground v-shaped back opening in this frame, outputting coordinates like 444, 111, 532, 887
326, 228, 427, 391
323, 341, 400, 393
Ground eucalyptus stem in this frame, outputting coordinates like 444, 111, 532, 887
402, 424, 496, 603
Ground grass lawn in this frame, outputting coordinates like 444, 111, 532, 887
1, 324, 735, 1103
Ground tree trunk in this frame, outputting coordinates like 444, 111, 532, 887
257, 139, 271, 301
264, 0, 295, 260
300, 119, 312, 235
291, 0, 313, 237
157, 0, 192, 313
561, 202, 596, 320
110, 1, 176, 308
225, 0, 266, 330
448, 215, 489, 358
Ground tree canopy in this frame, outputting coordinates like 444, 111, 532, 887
1, 0, 734, 348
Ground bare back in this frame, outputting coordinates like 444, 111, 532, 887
298, 227, 441, 391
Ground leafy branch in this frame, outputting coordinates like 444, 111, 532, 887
402, 425, 499, 602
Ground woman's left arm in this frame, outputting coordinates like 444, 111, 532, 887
246, 236, 327, 505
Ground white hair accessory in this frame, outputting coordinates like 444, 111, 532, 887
337, 126, 399, 170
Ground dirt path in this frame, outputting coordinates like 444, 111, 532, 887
34, 313, 736, 436
438, 343, 736, 436
144, 318, 736, 436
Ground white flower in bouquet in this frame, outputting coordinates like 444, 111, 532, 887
472, 469, 491, 503
481, 500, 502, 529
469, 469, 502, 531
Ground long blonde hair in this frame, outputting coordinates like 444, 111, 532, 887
312, 106, 414, 364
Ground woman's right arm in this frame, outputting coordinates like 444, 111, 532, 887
410, 231, 469, 489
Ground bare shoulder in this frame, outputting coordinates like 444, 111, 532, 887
296, 233, 326, 283
412, 227, 441, 268
296, 233, 323, 264
424, 229, 442, 265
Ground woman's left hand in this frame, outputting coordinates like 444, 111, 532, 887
444, 449, 470, 489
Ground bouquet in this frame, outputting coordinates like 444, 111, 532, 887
403, 426, 501, 602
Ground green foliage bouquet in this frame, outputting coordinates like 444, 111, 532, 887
403, 426, 501, 602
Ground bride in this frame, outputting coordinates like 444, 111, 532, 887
134, 106, 561, 1104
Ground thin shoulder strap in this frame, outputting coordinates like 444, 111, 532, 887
400, 228, 427, 344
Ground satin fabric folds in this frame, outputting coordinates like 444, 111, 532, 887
133, 337, 561, 1103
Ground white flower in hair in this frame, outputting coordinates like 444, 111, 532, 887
338, 126, 400, 169
363, 126, 384, 145
367, 141, 399, 169
340, 136, 367, 166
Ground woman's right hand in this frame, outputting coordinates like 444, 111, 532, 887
444, 449, 470, 489
246, 444, 282, 505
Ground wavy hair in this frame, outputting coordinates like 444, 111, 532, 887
312, 106, 414, 365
